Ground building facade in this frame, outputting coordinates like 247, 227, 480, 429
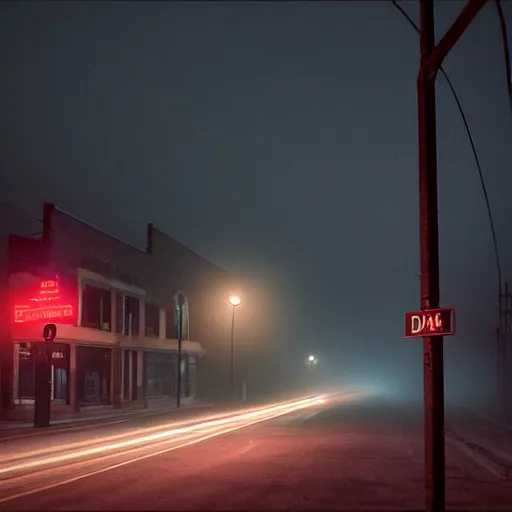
5, 203, 229, 413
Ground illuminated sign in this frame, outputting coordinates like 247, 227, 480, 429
14, 279, 75, 325
405, 308, 455, 338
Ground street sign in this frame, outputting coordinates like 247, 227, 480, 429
405, 308, 454, 338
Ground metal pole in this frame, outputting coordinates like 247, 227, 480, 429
418, 1, 445, 511
504, 282, 511, 406
176, 303, 183, 408
417, 2, 489, 510
497, 326, 502, 405
34, 344, 51, 428
230, 305, 236, 403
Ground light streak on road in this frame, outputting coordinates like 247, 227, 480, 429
1, 395, 329, 465
0, 395, 326, 479
0, 397, 329, 506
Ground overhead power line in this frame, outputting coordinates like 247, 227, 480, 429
391, 0, 502, 300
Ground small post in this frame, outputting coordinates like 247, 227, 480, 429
33, 344, 51, 428
176, 297, 183, 408
230, 305, 235, 403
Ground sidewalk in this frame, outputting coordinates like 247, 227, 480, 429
0, 397, 216, 432
0, 395, 267, 440
0, 392, 307, 438
446, 404, 512, 479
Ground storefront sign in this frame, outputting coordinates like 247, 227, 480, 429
50, 344, 69, 370
14, 278, 76, 325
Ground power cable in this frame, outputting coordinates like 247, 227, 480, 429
391, 0, 503, 306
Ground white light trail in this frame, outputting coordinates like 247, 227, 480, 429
0, 395, 325, 477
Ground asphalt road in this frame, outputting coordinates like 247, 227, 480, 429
0, 391, 511, 511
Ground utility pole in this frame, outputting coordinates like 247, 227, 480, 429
417, 1, 489, 511
498, 282, 511, 406
418, 2, 445, 510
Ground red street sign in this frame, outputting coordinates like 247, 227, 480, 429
405, 308, 455, 338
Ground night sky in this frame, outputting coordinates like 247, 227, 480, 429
2, 2, 512, 400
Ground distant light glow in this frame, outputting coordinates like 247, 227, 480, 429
308, 355, 315, 362
229, 296, 241, 307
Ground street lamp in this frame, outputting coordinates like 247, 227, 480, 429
228, 296, 241, 402
176, 294, 184, 408
307, 355, 317, 393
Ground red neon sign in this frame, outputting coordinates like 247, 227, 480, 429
14, 279, 75, 324
404, 308, 455, 338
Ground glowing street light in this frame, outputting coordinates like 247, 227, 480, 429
229, 296, 241, 307
308, 355, 316, 376
307, 355, 317, 393
228, 296, 241, 402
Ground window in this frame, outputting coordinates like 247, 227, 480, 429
165, 306, 174, 339
116, 292, 140, 336
81, 284, 111, 330
145, 303, 160, 338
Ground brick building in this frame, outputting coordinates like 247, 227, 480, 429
3, 203, 235, 414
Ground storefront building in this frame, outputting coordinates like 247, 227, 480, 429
5, 203, 229, 414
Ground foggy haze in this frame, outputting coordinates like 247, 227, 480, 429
2, 1, 512, 405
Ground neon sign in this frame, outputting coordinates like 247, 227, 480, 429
14, 279, 75, 324
404, 308, 455, 338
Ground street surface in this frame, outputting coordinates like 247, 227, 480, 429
0, 391, 511, 510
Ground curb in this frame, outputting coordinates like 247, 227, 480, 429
0, 403, 214, 437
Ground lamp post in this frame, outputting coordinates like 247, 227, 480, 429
308, 355, 316, 392
176, 294, 184, 408
228, 296, 241, 403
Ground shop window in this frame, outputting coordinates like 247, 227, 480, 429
180, 299, 189, 341
165, 306, 174, 339
18, 344, 34, 399
188, 355, 197, 398
145, 302, 160, 337
145, 352, 176, 397
76, 346, 111, 406
116, 292, 140, 336
82, 284, 111, 330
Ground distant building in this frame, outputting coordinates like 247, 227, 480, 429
2, 203, 231, 414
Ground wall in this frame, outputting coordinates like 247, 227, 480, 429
45, 204, 149, 291
45, 205, 234, 401
147, 225, 231, 400
0, 204, 42, 415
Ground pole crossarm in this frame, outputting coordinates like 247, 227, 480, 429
421, 0, 490, 85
